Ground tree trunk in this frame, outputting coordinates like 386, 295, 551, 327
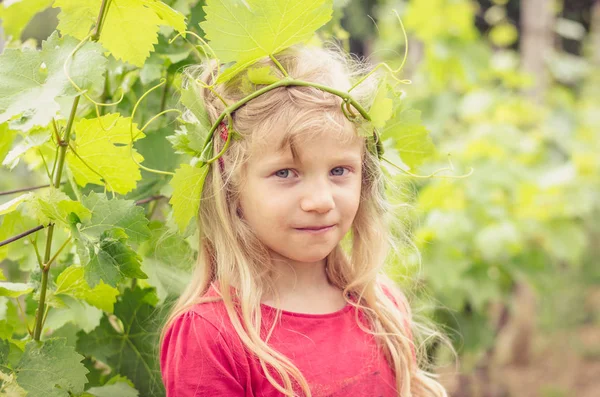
494, 281, 537, 366
520, 0, 555, 101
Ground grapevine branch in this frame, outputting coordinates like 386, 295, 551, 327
0, 194, 167, 249
0, 183, 65, 197
0, 225, 46, 248
32, 0, 112, 341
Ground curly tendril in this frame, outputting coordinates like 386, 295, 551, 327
63, 34, 124, 132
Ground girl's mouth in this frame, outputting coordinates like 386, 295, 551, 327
294, 225, 335, 234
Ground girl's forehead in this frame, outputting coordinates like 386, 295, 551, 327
249, 114, 363, 159
250, 125, 363, 162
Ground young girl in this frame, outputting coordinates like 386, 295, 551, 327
160, 45, 449, 396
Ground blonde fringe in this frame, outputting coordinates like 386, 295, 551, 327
160, 43, 454, 396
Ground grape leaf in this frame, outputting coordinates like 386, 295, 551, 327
180, 81, 211, 129
77, 287, 165, 397
169, 164, 209, 233
201, 0, 333, 81
43, 296, 103, 334
0, 31, 106, 131
383, 103, 435, 170
369, 78, 394, 128
2, 128, 50, 170
167, 124, 206, 156
140, 0, 187, 33
139, 221, 194, 268
0, 193, 32, 216
138, 222, 194, 302
0, 123, 18, 163
247, 66, 281, 85
67, 193, 151, 287
0, 282, 33, 298
13, 338, 88, 397
52, 266, 119, 313
0, 210, 38, 264
78, 192, 151, 244
76, 228, 148, 288
84, 376, 140, 397
66, 113, 146, 195
0, 0, 53, 41
53, 0, 186, 67
28, 188, 92, 227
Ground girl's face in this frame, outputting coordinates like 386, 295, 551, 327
239, 129, 363, 265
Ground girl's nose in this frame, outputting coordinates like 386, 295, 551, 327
299, 180, 335, 213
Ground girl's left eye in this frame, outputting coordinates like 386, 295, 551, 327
274, 169, 294, 178
330, 167, 349, 176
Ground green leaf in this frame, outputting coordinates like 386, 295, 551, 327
180, 81, 211, 130
66, 113, 146, 195
2, 128, 50, 169
246, 66, 281, 85
78, 192, 151, 244
0, 210, 38, 264
53, 0, 186, 67
0, 123, 18, 163
139, 257, 190, 303
383, 103, 434, 170
369, 78, 393, 128
169, 164, 209, 233
14, 338, 88, 397
201, 0, 333, 81
0, 31, 107, 131
139, 221, 194, 268
0, 193, 33, 216
140, 0, 187, 33
77, 228, 148, 288
53, 266, 119, 313
138, 222, 194, 302
28, 188, 92, 227
0, 365, 27, 396
0, 282, 33, 298
68, 193, 151, 287
77, 287, 165, 397
43, 296, 103, 333
85, 376, 140, 397
167, 124, 206, 156
0, 0, 53, 40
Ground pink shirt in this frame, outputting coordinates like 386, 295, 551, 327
160, 283, 415, 396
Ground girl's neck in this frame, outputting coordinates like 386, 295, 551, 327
260, 256, 347, 314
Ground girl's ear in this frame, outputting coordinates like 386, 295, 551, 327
236, 206, 244, 219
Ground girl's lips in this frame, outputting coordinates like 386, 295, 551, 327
294, 225, 335, 234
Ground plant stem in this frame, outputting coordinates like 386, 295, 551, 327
200, 78, 372, 160
136, 194, 166, 206
0, 225, 45, 248
33, 223, 54, 340
160, 73, 171, 113
91, 0, 111, 42
33, 0, 111, 341
0, 183, 65, 197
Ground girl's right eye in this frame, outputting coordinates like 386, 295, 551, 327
274, 169, 294, 178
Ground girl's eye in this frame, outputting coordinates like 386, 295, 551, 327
273, 167, 350, 179
274, 169, 294, 178
331, 167, 349, 176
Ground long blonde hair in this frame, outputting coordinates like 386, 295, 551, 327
160, 44, 450, 396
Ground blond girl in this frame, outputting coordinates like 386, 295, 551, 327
159, 44, 449, 397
